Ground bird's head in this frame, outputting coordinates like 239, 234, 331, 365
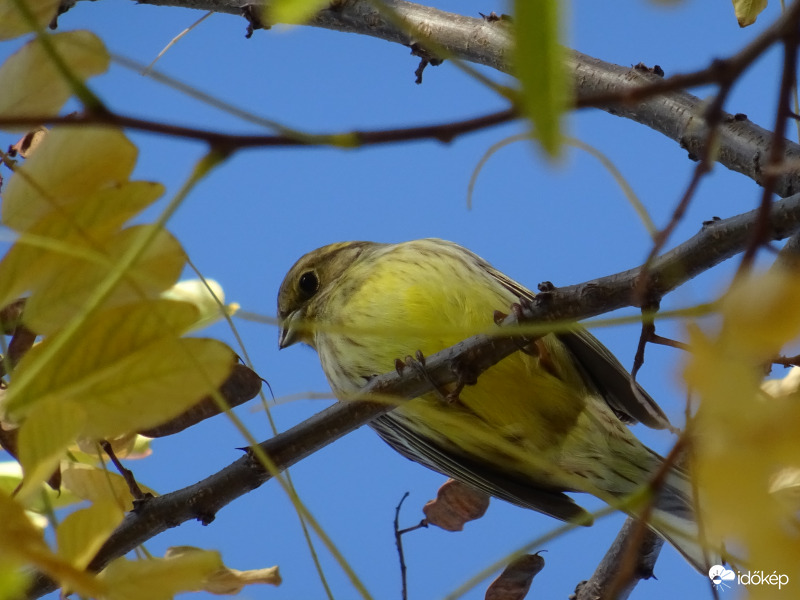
277, 241, 378, 349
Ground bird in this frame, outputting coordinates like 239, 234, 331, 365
277, 237, 713, 572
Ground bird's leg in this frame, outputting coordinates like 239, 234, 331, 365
444, 356, 480, 404
395, 351, 448, 404
394, 350, 474, 405
508, 297, 540, 357
505, 297, 563, 379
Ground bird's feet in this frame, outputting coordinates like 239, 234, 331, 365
394, 350, 474, 404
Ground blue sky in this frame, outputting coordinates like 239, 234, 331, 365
0, 1, 789, 599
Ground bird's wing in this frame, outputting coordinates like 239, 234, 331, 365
558, 329, 670, 429
484, 265, 671, 430
371, 414, 592, 524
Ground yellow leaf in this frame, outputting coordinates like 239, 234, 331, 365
166, 547, 281, 594
0, 462, 26, 499
74, 433, 152, 461
268, 0, 329, 25
513, 0, 567, 157
686, 269, 800, 577
2, 127, 137, 231
61, 463, 156, 512
22, 224, 186, 334
100, 549, 222, 600
0, 181, 165, 318
732, 0, 768, 27
0, 0, 61, 40
57, 500, 124, 569
16, 397, 85, 502
0, 490, 102, 596
205, 565, 282, 594
6, 299, 237, 439
720, 268, 800, 360
81, 337, 235, 440
0, 460, 81, 512
0, 562, 30, 600
0, 31, 108, 123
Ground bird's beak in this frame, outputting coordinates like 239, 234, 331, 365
278, 312, 300, 349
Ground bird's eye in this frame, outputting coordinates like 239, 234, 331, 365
298, 270, 319, 298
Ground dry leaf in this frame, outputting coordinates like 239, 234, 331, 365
423, 479, 490, 531
9, 127, 48, 159
485, 554, 545, 600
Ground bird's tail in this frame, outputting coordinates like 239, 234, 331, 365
645, 466, 722, 574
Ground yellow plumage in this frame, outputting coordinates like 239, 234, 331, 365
277, 238, 715, 572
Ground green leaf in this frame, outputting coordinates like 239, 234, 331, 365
732, 0, 768, 27
268, 0, 329, 25
513, 0, 567, 157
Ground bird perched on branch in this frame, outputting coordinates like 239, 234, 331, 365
277, 238, 715, 572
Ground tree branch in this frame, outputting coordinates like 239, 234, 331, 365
0, 108, 517, 153
574, 517, 664, 600
25, 190, 800, 599
81, 0, 800, 195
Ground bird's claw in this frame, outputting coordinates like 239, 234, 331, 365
493, 309, 509, 325
510, 294, 535, 318
394, 351, 482, 406
507, 298, 542, 357
395, 350, 458, 404
395, 349, 428, 373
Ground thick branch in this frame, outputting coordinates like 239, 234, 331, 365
26, 191, 800, 599
111, 0, 800, 195
574, 517, 664, 600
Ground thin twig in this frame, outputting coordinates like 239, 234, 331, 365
649, 334, 690, 353
0, 107, 517, 154
393, 492, 410, 600
99, 441, 145, 500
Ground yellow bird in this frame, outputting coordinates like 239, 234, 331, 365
277, 238, 712, 572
